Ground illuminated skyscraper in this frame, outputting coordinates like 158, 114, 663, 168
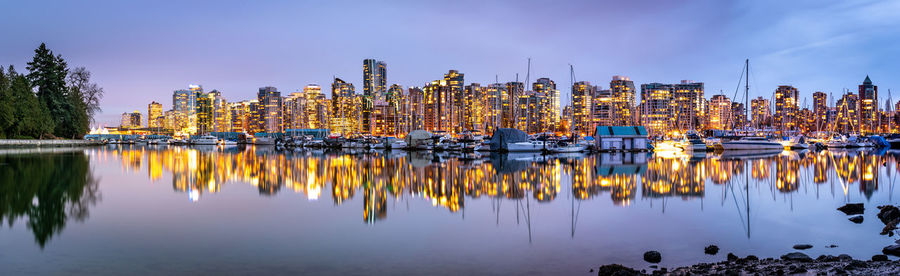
257, 86, 283, 133
196, 92, 213, 134
210, 91, 230, 132
148, 101, 163, 129
331, 78, 356, 134
609, 76, 636, 126
571, 81, 593, 134
836, 92, 859, 133
858, 76, 878, 133
362, 59, 387, 134
673, 80, 704, 131
172, 88, 194, 134
708, 94, 732, 130
504, 81, 524, 129
731, 102, 746, 129
639, 83, 675, 137
463, 83, 485, 131
303, 84, 328, 129
283, 92, 307, 130
812, 92, 827, 131
774, 85, 799, 132
120, 110, 143, 129
407, 87, 425, 131
750, 97, 772, 128
229, 100, 255, 133
533, 78, 559, 132
483, 83, 505, 134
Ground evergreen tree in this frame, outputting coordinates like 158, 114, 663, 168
27, 43, 75, 138
0, 67, 15, 138
7, 66, 54, 138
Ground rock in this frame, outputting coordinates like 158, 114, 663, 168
704, 245, 719, 255
649, 265, 657, 269
837, 203, 865, 215
643, 251, 661, 263
596, 264, 642, 276
745, 255, 759, 261
826, 244, 838, 248
883, 244, 900, 256
793, 244, 813, 250
877, 205, 900, 224
872, 254, 889, 261
838, 254, 853, 261
781, 252, 814, 262
727, 253, 739, 261
849, 215, 864, 223
881, 221, 898, 236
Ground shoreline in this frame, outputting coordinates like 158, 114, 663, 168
0, 139, 104, 148
597, 253, 900, 275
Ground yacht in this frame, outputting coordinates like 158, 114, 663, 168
679, 133, 708, 151
783, 136, 809, 150
505, 140, 547, 152
719, 136, 783, 150
254, 136, 276, 145
220, 139, 238, 146
546, 139, 587, 153
885, 134, 900, 148
191, 135, 219, 145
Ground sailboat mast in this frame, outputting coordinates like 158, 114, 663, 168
745, 59, 750, 133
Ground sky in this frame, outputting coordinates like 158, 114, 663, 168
1, 0, 899, 126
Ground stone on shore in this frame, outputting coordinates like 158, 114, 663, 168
643, 251, 661, 263
781, 252, 813, 262
877, 205, 900, 224
704, 245, 719, 255
872, 254, 889, 261
793, 244, 813, 250
727, 253, 738, 261
595, 264, 641, 276
837, 203, 865, 215
884, 244, 900, 256
849, 215, 864, 223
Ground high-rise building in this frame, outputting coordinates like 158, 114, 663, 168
172, 88, 194, 134
533, 78, 559, 132
639, 83, 675, 137
283, 92, 307, 130
609, 76, 636, 126
731, 102, 746, 129
673, 80, 704, 131
836, 92, 859, 133
774, 85, 799, 132
196, 91, 213, 134
708, 95, 732, 130
302, 84, 328, 129
257, 86, 282, 133
407, 87, 425, 131
210, 90, 230, 132
331, 78, 356, 134
148, 101, 163, 129
571, 81, 593, 135
750, 97, 772, 128
362, 59, 387, 134
812, 92, 828, 132
229, 100, 255, 133
503, 81, 524, 129
463, 83, 485, 132
858, 76, 878, 133
422, 70, 465, 134
120, 110, 143, 129
483, 83, 505, 134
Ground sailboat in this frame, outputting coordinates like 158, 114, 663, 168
719, 59, 783, 151
547, 64, 587, 153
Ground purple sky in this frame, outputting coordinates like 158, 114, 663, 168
2, 0, 899, 126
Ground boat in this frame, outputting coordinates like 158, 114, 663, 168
405, 130, 435, 151
254, 136, 276, 145
191, 135, 219, 145
220, 140, 238, 146
783, 136, 809, 150
546, 139, 586, 153
383, 137, 407, 150
506, 140, 547, 152
886, 134, 900, 148
719, 136, 783, 151
678, 132, 708, 151
155, 138, 169, 145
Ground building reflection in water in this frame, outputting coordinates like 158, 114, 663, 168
98, 145, 900, 223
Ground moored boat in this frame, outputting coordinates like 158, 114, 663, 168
719, 136, 782, 151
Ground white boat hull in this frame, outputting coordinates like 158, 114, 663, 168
548, 145, 587, 153
719, 141, 783, 151
505, 141, 546, 152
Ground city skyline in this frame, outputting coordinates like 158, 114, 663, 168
2, 0, 899, 127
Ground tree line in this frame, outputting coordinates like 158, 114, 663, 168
0, 43, 103, 139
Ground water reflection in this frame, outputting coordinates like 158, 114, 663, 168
98, 146, 899, 222
0, 150, 100, 248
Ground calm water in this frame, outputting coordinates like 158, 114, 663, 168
1, 145, 898, 275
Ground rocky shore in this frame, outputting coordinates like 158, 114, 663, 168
593, 204, 900, 275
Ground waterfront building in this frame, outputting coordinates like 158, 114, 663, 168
750, 97, 771, 128
164, 110, 177, 130
812, 92, 828, 131
639, 83, 675, 137
331, 78, 356, 135
533, 78, 559, 132
172, 88, 195, 134
464, 83, 485, 132
196, 91, 213, 134
482, 83, 505, 134
362, 59, 387, 134
407, 87, 425, 131
229, 101, 254, 133
423, 70, 465, 134
708, 94, 732, 130
302, 84, 328, 129
210, 90, 230, 133
571, 81, 593, 135
283, 92, 307, 130
731, 102, 746, 129
257, 86, 283, 133
120, 110, 143, 129
836, 92, 859, 133
774, 85, 799, 132
504, 81, 523, 129
148, 101, 163, 129
858, 76, 878, 133
609, 76, 636, 126
673, 81, 704, 131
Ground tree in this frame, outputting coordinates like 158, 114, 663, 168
0, 67, 15, 138
7, 66, 54, 138
67, 67, 103, 125
27, 43, 89, 138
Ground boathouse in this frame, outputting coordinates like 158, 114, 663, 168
593, 126, 650, 152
